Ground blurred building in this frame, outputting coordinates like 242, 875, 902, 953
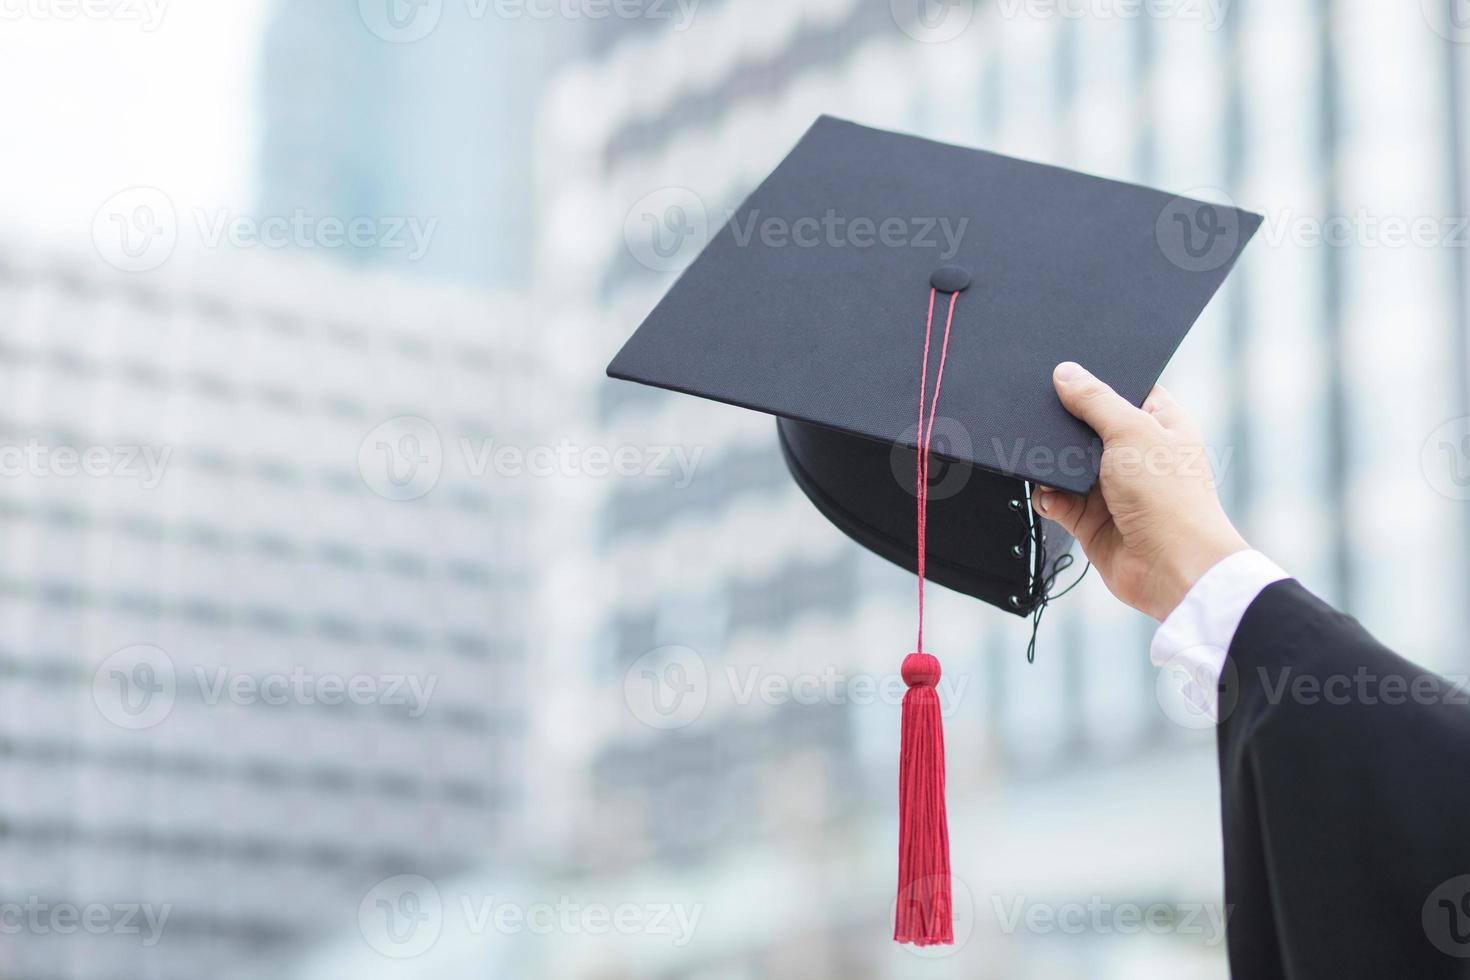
527, 0, 1470, 977
0, 245, 534, 980
258, 0, 560, 288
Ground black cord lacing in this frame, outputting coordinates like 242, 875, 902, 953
1016, 481, 1092, 663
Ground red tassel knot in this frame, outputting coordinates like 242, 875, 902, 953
901, 652, 941, 689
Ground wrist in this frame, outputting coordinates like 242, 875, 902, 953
1150, 522, 1250, 622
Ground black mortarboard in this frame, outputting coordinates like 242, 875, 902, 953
607, 116, 1260, 618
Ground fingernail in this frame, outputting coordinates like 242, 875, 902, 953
1035, 490, 1052, 514
1054, 361, 1082, 383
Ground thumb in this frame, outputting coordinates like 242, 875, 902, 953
1033, 483, 1102, 543
1034, 484, 1115, 568
1053, 362, 1146, 442
1032, 485, 1086, 537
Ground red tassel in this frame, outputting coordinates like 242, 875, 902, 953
894, 286, 958, 945
894, 651, 952, 945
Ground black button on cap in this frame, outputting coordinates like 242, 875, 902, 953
930, 264, 972, 293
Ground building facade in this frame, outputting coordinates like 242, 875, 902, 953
0, 246, 533, 979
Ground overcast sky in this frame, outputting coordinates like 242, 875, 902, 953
0, 1, 272, 254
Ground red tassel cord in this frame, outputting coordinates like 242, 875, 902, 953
894, 287, 957, 946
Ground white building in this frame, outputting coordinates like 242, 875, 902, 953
0, 244, 535, 980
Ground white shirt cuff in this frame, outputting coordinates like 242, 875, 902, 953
1149, 549, 1289, 723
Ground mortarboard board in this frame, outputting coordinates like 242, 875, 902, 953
608, 115, 1260, 619
607, 115, 1260, 945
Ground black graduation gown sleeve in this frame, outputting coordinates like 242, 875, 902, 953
1219, 579, 1470, 978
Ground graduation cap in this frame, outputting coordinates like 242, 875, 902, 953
607, 115, 1260, 944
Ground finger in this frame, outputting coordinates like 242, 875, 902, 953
1053, 362, 1150, 442
1141, 384, 1187, 430
1143, 384, 1206, 444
